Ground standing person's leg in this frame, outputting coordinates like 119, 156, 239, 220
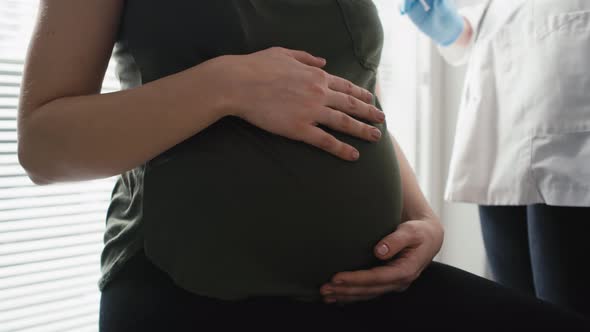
478, 205, 536, 295
528, 204, 590, 317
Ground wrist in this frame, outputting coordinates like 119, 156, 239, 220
410, 212, 441, 227
452, 17, 473, 48
421, 215, 444, 250
403, 204, 438, 223
197, 55, 243, 119
438, 16, 466, 46
406, 208, 443, 231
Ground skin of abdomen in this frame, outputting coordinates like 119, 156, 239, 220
141, 114, 403, 301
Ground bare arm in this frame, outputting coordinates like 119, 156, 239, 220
19, 0, 385, 185
374, 84, 439, 223
319, 87, 444, 303
390, 135, 439, 224
18, 0, 229, 184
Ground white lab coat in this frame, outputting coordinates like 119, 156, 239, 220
441, 0, 590, 207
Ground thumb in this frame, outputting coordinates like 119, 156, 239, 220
374, 223, 422, 260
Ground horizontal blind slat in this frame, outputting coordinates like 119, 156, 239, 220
0, 233, 103, 259
61, 324, 99, 332
14, 313, 99, 332
0, 62, 23, 74
0, 131, 16, 142
0, 75, 21, 84
0, 2, 121, 331
0, 265, 99, 291
1, 305, 98, 332
0, 277, 99, 306
0, 295, 98, 325
0, 176, 35, 188
0, 179, 116, 199
0, 86, 20, 96
0, 243, 102, 268
0, 201, 111, 222
0, 113, 17, 122
0, 213, 106, 234
0, 255, 99, 279
19, 316, 99, 332
0, 192, 111, 211
0, 142, 17, 152
0, 97, 17, 108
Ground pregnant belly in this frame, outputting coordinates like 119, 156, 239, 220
142, 116, 403, 301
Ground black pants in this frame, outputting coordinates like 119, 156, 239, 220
99, 250, 589, 331
479, 204, 590, 317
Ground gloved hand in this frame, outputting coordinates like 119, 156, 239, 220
401, 0, 465, 46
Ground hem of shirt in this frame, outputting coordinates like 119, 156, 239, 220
445, 185, 590, 207
97, 241, 143, 292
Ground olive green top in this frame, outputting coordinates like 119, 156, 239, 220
100, 0, 403, 302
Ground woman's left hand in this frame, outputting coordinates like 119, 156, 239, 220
320, 218, 444, 304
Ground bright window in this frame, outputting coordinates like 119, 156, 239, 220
0, 1, 117, 331
374, 0, 420, 168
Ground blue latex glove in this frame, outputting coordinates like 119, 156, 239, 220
401, 0, 465, 46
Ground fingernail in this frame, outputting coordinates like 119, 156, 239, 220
351, 150, 360, 160
322, 287, 333, 295
378, 244, 389, 256
371, 128, 382, 141
325, 297, 337, 304
317, 57, 327, 64
334, 279, 344, 285
376, 111, 385, 123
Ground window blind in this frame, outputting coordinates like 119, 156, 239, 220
0, 1, 118, 331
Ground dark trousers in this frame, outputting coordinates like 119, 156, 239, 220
99, 250, 588, 331
479, 204, 590, 318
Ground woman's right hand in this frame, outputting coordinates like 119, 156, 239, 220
214, 47, 386, 161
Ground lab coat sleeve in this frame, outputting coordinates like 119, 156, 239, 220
438, 4, 488, 66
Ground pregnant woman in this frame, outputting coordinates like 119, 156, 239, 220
18, 0, 589, 331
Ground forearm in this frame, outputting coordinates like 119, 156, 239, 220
390, 135, 438, 223
18, 57, 230, 184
